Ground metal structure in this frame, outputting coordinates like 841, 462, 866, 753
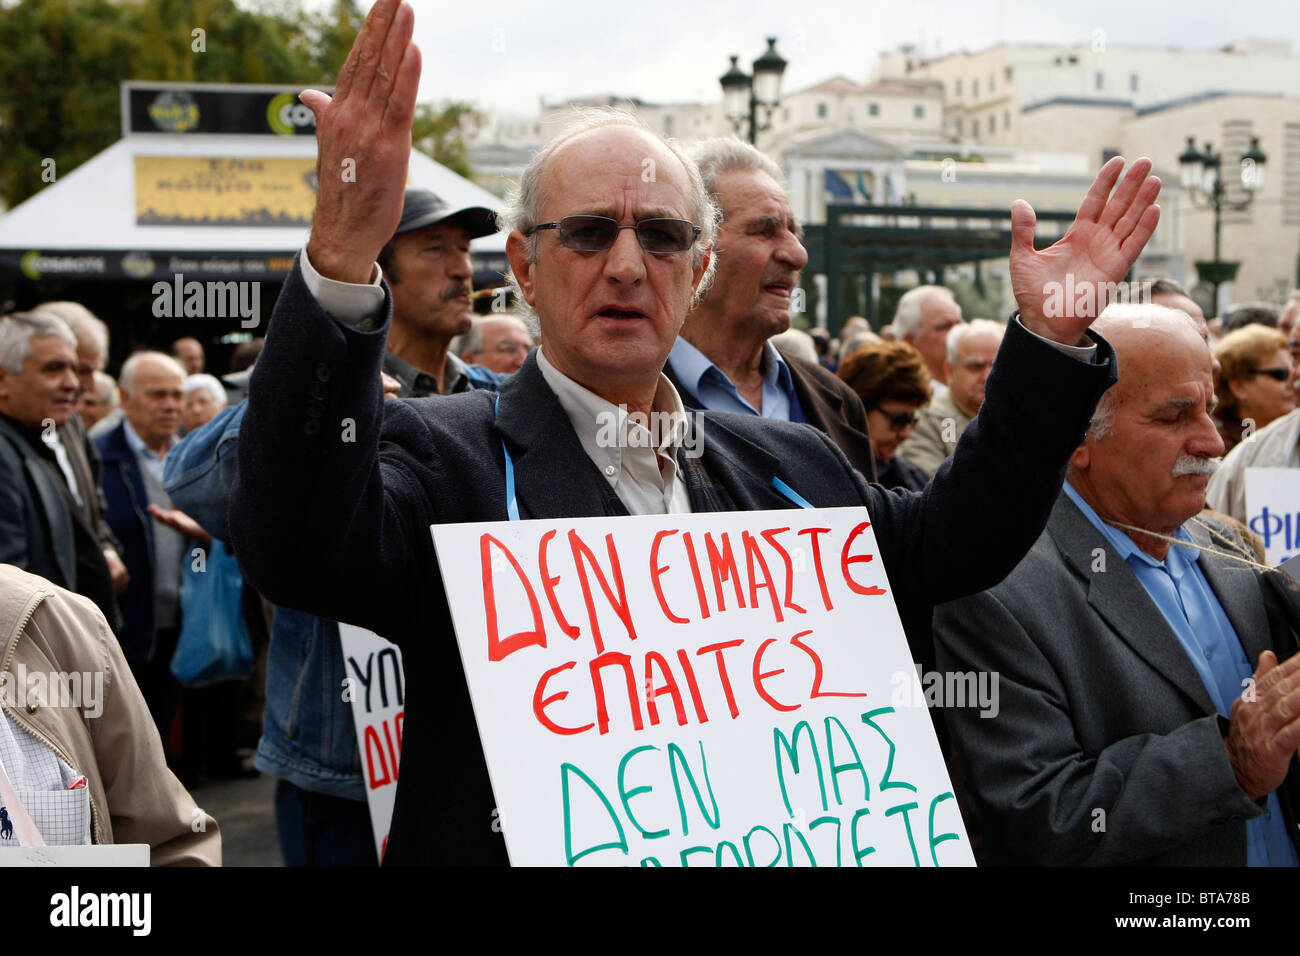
802, 203, 1078, 333
1178, 135, 1268, 315
719, 38, 787, 145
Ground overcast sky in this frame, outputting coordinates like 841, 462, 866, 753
359, 0, 1300, 115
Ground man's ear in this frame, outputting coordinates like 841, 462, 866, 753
692, 247, 712, 294
506, 232, 537, 307
1069, 441, 1090, 471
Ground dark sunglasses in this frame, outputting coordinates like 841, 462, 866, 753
1254, 367, 1290, 382
878, 410, 919, 431
528, 215, 701, 255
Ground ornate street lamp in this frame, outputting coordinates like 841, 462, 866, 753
1180, 134, 1268, 315
720, 37, 787, 145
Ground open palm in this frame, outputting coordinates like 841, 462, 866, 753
302, 0, 421, 285
1010, 156, 1161, 345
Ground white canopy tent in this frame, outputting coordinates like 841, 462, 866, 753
0, 91, 507, 284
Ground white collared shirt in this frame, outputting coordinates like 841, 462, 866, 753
41, 429, 83, 508
535, 348, 692, 516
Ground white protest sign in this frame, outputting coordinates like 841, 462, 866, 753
339, 624, 405, 861
430, 507, 973, 867
0, 845, 147, 866
1244, 467, 1300, 566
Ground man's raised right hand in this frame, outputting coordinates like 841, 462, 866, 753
302, 0, 420, 285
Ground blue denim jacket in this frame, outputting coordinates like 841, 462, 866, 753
164, 356, 505, 801
164, 402, 365, 799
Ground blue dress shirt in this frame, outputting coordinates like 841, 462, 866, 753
667, 338, 802, 421
1064, 481, 1298, 866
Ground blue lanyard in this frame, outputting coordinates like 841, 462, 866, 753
494, 396, 810, 518
495, 395, 521, 521
772, 476, 813, 509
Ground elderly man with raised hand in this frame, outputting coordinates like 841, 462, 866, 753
668, 137, 877, 481
229, 0, 1160, 865
935, 304, 1300, 866
895, 285, 962, 395
899, 319, 1005, 476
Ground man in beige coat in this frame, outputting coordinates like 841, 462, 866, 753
0, 563, 219, 864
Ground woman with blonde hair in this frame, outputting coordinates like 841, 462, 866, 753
1213, 324, 1295, 451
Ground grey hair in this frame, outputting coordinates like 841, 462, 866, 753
1088, 388, 1118, 439
119, 350, 186, 396
0, 310, 77, 374
34, 301, 108, 369
461, 313, 529, 357
502, 108, 720, 329
687, 136, 785, 196
183, 372, 227, 407
93, 370, 120, 410
946, 317, 1005, 364
894, 285, 955, 340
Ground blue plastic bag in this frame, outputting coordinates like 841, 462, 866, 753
171, 539, 253, 686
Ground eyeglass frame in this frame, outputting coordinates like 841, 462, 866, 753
526, 215, 702, 255
871, 407, 920, 433
1252, 366, 1291, 382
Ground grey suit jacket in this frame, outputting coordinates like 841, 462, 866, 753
934, 492, 1300, 865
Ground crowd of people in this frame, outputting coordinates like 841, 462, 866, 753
2, 0, 1299, 869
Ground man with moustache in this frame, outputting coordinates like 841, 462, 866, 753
935, 304, 1300, 866
670, 138, 876, 479
379, 187, 502, 396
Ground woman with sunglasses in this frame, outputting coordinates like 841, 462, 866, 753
837, 340, 933, 491
1213, 323, 1296, 452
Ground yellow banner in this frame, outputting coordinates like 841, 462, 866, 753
134, 156, 317, 227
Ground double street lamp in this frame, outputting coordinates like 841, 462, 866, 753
719, 38, 788, 145
1179, 134, 1268, 316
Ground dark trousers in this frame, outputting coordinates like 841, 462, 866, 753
129, 625, 181, 750
274, 779, 378, 867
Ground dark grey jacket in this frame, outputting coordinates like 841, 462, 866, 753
935, 494, 1300, 865
0, 413, 116, 623
229, 260, 1115, 865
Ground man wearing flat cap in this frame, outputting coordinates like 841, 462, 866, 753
372, 187, 501, 396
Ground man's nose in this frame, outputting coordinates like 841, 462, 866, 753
778, 231, 808, 270
1190, 412, 1226, 458
448, 247, 473, 280
603, 226, 646, 284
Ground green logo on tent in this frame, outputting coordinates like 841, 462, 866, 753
20, 250, 40, 280
267, 91, 315, 136
267, 92, 295, 135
